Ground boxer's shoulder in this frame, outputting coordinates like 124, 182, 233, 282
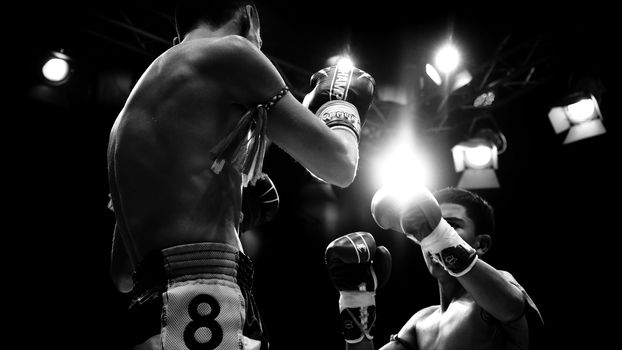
171, 35, 260, 64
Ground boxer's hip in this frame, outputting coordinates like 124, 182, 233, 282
129, 242, 266, 350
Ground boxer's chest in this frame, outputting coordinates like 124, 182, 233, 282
416, 299, 493, 350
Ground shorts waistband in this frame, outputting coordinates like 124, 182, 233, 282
132, 242, 254, 303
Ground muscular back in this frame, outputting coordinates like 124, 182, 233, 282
108, 36, 280, 265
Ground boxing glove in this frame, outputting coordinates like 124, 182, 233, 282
325, 232, 392, 343
240, 173, 279, 232
303, 64, 376, 141
371, 185, 477, 277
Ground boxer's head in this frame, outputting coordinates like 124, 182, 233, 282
174, 0, 261, 48
421, 187, 494, 278
434, 187, 495, 240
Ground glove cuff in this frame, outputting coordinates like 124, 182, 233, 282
338, 293, 377, 344
315, 100, 361, 141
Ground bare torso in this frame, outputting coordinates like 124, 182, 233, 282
108, 37, 251, 265
399, 295, 528, 350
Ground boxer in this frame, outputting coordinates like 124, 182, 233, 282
107, 1, 375, 349
326, 187, 543, 349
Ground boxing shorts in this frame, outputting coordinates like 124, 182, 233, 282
128, 242, 268, 350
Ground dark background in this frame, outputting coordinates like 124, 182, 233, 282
16, 1, 618, 349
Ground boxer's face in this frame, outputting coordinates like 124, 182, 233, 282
422, 202, 477, 277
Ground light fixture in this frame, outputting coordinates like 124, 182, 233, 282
41, 50, 72, 85
452, 114, 507, 189
434, 43, 460, 75
425, 41, 472, 92
547, 91, 605, 144
452, 137, 499, 189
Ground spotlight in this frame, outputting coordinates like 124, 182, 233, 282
425, 42, 471, 91
452, 128, 506, 189
434, 43, 460, 75
42, 50, 72, 85
547, 92, 605, 144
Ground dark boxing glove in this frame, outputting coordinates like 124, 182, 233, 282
371, 185, 477, 277
303, 64, 376, 141
325, 232, 392, 343
240, 173, 279, 232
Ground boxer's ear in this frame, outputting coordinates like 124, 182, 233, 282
473, 234, 491, 255
245, 4, 262, 49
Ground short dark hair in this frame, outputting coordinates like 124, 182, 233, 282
433, 187, 495, 237
174, 0, 256, 38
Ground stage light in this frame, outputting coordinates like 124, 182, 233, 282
425, 42, 471, 91
434, 43, 460, 75
42, 50, 72, 85
547, 92, 605, 144
452, 127, 506, 189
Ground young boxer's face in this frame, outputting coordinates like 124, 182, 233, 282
422, 203, 477, 278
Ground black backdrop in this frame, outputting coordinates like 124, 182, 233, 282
14, 2, 619, 349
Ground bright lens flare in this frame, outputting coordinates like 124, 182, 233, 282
42, 58, 69, 82
373, 135, 431, 201
434, 43, 460, 74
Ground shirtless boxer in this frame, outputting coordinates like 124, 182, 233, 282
107, 1, 375, 349
327, 187, 543, 350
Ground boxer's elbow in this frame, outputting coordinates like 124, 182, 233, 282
311, 155, 356, 188
110, 261, 134, 293
501, 292, 527, 323
331, 157, 357, 188
112, 273, 134, 294
305, 131, 359, 187
329, 132, 359, 187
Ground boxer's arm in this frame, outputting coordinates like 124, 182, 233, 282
213, 36, 358, 187
266, 93, 359, 187
377, 311, 423, 350
456, 261, 525, 322
110, 224, 133, 293
378, 340, 413, 350
378, 344, 407, 350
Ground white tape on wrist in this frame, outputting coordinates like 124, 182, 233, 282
339, 291, 376, 312
420, 219, 466, 254
421, 219, 478, 277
